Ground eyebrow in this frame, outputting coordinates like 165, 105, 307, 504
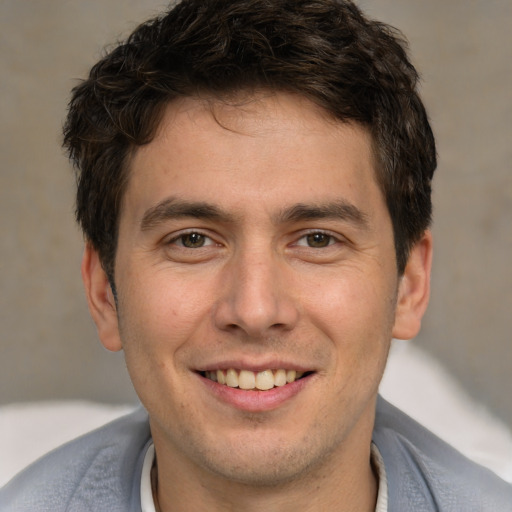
140, 197, 370, 231
140, 197, 236, 231
276, 201, 370, 229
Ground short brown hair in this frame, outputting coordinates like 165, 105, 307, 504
63, 0, 436, 282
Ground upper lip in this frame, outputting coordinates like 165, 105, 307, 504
196, 358, 315, 373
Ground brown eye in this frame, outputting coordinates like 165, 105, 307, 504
180, 232, 207, 248
306, 232, 332, 248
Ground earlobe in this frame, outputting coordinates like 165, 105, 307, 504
81, 244, 123, 352
392, 231, 433, 341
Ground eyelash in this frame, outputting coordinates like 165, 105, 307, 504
294, 231, 339, 249
167, 230, 217, 249
167, 229, 341, 250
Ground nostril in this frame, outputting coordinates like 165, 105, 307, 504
212, 284, 300, 337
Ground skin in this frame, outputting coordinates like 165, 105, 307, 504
83, 92, 432, 511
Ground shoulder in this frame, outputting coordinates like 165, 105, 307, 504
373, 396, 512, 512
0, 407, 151, 512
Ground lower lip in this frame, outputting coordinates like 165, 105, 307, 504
198, 373, 313, 412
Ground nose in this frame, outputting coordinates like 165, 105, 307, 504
213, 248, 299, 338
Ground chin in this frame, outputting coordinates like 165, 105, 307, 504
202, 453, 315, 487
186, 430, 337, 488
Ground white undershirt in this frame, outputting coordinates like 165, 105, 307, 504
140, 443, 156, 512
141, 442, 388, 512
372, 442, 389, 512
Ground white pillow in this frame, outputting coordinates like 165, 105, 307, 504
380, 340, 512, 482
0, 401, 134, 486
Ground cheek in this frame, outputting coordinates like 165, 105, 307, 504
114, 276, 212, 400
120, 267, 214, 340
302, 268, 396, 367
116, 280, 209, 412
307, 267, 395, 328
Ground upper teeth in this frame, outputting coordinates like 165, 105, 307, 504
206, 369, 304, 390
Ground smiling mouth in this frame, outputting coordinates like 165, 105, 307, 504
201, 369, 311, 391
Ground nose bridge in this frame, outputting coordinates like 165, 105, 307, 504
214, 241, 298, 336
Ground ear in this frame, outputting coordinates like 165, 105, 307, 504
81, 243, 123, 352
392, 230, 433, 341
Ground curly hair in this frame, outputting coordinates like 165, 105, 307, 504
63, 0, 436, 282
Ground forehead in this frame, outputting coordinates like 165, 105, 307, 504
122, 92, 384, 224
153, 92, 370, 148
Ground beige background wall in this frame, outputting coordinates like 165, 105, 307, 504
1, 1, 511, 424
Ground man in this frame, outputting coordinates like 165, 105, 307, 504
1, 0, 511, 510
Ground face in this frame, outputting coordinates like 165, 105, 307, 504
84, 92, 431, 489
